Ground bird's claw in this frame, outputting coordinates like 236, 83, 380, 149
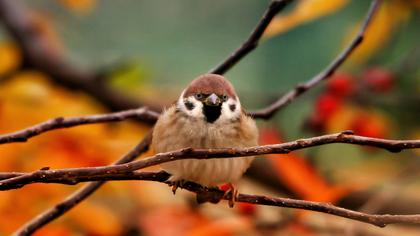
170, 180, 185, 194
222, 183, 238, 208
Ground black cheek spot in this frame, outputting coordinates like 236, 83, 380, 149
229, 104, 236, 112
185, 101, 194, 110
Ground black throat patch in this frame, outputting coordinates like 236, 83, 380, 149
202, 104, 222, 123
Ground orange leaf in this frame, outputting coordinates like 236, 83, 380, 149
0, 42, 21, 76
264, 0, 349, 38
345, 1, 411, 64
139, 206, 208, 236
261, 128, 348, 203
33, 225, 72, 236
68, 202, 122, 235
58, 0, 97, 14
326, 106, 390, 139
188, 217, 252, 236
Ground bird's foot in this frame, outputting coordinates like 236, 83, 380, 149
221, 183, 238, 208
169, 180, 186, 194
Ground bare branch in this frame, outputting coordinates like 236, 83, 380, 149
12, 131, 153, 236
0, 108, 158, 144
236, 194, 420, 228
1, 131, 419, 191
182, 181, 420, 228
209, 0, 293, 74
250, 0, 381, 119
2, 170, 420, 228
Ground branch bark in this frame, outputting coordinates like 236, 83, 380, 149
0, 107, 159, 144
1, 131, 419, 191
2, 171, 420, 228
0, 0, 387, 234
249, 0, 381, 119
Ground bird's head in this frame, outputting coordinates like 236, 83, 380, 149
177, 74, 241, 123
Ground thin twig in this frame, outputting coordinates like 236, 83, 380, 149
1, 131, 419, 191
0, 108, 159, 144
12, 131, 153, 236
209, 0, 293, 74
250, 0, 381, 119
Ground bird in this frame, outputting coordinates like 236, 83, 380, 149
152, 74, 258, 207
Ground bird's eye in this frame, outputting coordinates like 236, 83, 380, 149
195, 93, 203, 100
222, 95, 228, 101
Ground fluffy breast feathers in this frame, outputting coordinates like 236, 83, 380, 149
152, 106, 258, 186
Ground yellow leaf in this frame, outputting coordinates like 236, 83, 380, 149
345, 1, 411, 64
324, 104, 356, 133
0, 42, 21, 76
264, 0, 349, 38
68, 202, 122, 235
58, 0, 97, 14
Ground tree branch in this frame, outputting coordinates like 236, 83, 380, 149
12, 131, 153, 236
1, 131, 419, 191
249, 0, 381, 119
0, 0, 387, 234
209, 0, 293, 74
2, 170, 420, 228
0, 1, 296, 233
0, 107, 158, 144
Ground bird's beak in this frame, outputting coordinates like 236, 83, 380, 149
204, 93, 221, 106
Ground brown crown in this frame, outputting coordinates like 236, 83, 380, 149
183, 74, 237, 99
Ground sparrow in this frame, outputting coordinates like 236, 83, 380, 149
152, 74, 258, 207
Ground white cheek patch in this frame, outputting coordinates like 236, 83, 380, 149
177, 90, 204, 118
220, 98, 241, 121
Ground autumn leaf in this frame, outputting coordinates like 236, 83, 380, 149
326, 105, 390, 139
261, 128, 349, 203
33, 225, 72, 236
0, 42, 21, 76
68, 202, 122, 235
345, 0, 412, 64
264, 0, 416, 64
187, 217, 252, 236
139, 206, 208, 236
58, 0, 97, 14
264, 0, 349, 38
0, 70, 149, 234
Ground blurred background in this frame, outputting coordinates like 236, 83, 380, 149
0, 0, 419, 235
